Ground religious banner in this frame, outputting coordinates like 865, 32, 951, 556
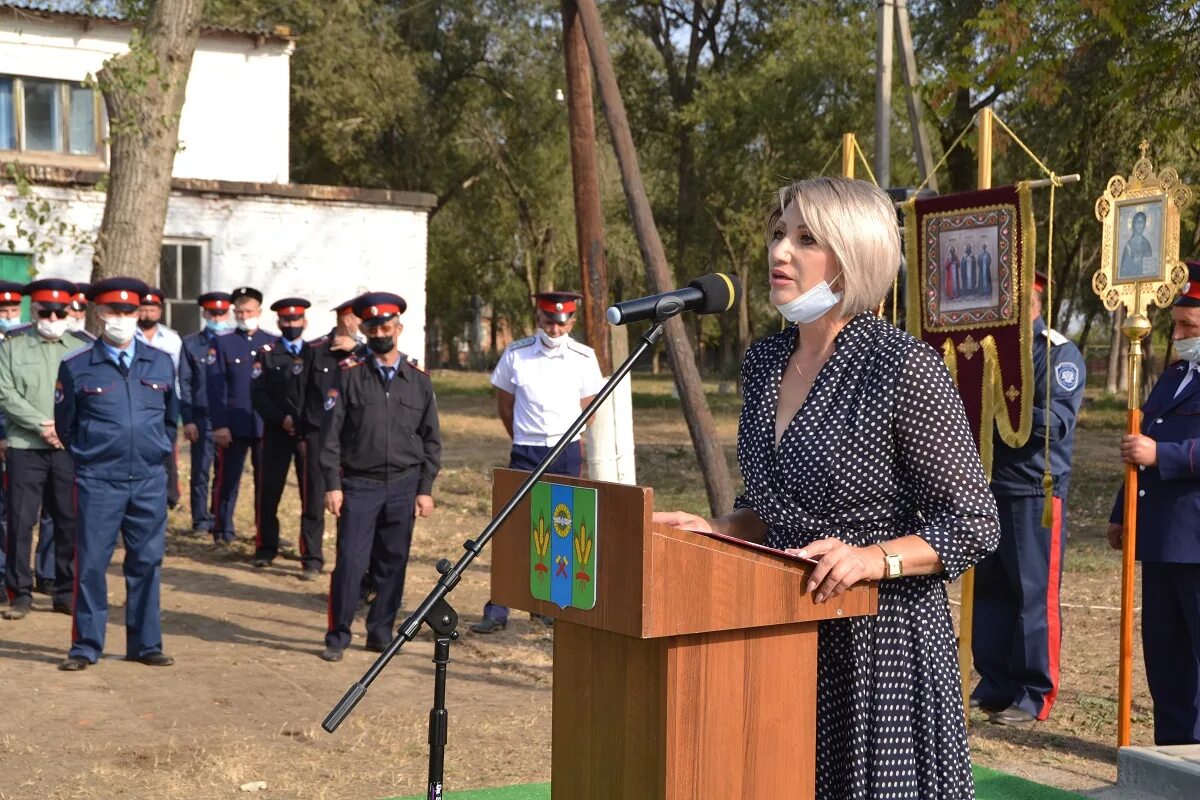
903, 184, 1036, 473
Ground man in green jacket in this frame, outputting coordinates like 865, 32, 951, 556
0, 279, 89, 619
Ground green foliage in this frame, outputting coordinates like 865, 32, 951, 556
0, 165, 86, 265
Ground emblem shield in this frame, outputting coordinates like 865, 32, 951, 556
529, 481, 597, 610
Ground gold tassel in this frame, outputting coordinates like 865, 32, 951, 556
1041, 471, 1055, 529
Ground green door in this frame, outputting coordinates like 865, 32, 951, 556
0, 253, 33, 321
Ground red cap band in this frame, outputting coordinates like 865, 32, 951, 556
278, 306, 304, 316
200, 298, 230, 311
74, 292, 86, 303
0, 290, 22, 303
142, 293, 163, 305
94, 289, 139, 305
537, 298, 577, 314
1183, 280, 1200, 301
30, 288, 71, 304
365, 303, 401, 318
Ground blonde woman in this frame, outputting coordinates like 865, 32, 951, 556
656, 177, 1000, 799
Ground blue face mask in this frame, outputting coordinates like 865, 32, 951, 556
205, 318, 233, 335
0, 317, 20, 332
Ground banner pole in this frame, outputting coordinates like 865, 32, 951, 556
842, 132, 856, 179
1118, 300, 1150, 747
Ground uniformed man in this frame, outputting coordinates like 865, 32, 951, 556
65, 284, 94, 338
296, 297, 365, 581
56, 277, 178, 670
971, 271, 1086, 725
180, 291, 234, 537
470, 290, 604, 634
0, 282, 25, 583
208, 286, 274, 545
250, 297, 313, 570
0, 279, 89, 620
1108, 260, 1200, 744
319, 292, 441, 661
136, 287, 184, 510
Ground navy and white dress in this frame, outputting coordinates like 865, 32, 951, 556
735, 312, 1000, 799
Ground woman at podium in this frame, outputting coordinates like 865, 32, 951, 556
655, 177, 1000, 799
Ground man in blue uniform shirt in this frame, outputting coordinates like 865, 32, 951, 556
180, 291, 234, 537
56, 277, 178, 670
208, 287, 274, 545
1109, 260, 1200, 744
136, 287, 185, 510
251, 297, 313, 569
972, 271, 1086, 725
319, 292, 441, 661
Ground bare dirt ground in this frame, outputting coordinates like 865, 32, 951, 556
0, 373, 1155, 799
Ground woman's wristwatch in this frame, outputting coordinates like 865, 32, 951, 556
875, 542, 903, 579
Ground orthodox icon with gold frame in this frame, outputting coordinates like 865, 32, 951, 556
1093, 143, 1191, 315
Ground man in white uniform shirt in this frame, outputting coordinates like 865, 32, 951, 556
470, 291, 605, 634
135, 287, 185, 509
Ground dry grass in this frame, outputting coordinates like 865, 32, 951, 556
0, 373, 1152, 798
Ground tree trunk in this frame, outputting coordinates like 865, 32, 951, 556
576, 0, 734, 515
92, 0, 207, 284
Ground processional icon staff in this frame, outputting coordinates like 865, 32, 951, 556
1091, 140, 1192, 748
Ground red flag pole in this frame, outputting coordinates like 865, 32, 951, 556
1119, 309, 1152, 747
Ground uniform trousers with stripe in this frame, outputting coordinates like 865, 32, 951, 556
300, 430, 327, 572
69, 473, 167, 662
210, 436, 261, 543
189, 419, 216, 532
255, 429, 305, 562
0, 470, 56, 587
325, 473, 418, 651
3, 448, 75, 608
481, 442, 581, 625
1142, 562, 1200, 745
971, 494, 1066, 719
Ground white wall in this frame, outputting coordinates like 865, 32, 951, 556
0, 16, 292, 183
3, 183, 430, 362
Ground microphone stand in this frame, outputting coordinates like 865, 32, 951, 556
323, 319, 667, 800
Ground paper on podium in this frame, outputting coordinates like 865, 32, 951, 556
681, 527, 818, 566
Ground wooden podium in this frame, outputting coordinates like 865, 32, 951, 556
489, 469, 878, 799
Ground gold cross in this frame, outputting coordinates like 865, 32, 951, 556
1139, 139, 1150, 159
1006, 385, 1020, 402
957, 335, 980, 361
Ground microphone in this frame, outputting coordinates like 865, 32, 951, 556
606, 273, 741, 326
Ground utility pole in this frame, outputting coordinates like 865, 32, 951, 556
874, 0, 894, 189
561, 0, 611, 373
895, 0, 937, 192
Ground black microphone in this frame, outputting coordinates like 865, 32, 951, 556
606, 273, 741, 326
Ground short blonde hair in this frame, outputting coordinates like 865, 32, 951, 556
767, 177, 901, 318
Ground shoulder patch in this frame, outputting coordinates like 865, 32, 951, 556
565, 338, 595, 357
54, 379, 64, 405
205, 346, 217, 366
1055, 361, 1081, 392
251, 360, 263, 379
324, 388, 339, 411
70, 330, 96, 342
510, 336, 536, 350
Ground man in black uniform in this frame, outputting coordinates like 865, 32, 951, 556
296, 296, 364, 581
250, 298, 312, 571
319, 292, 440, 661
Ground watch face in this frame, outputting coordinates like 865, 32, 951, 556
886, 554, 902, 578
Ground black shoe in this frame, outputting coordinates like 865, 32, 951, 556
320, 646, 344, 662
58, 656, 90, 671
989, 705, 1037, 726
130, 652, 175, 667
364, 641, 386, 653
252, 557, 273, 568
2, 599, 32, 620
34, 577, 52, 595
52, 601, 72, 615
469, 617, 507, 634
300, 567, 321, 582
529, 613, 555, 627
191, 527, 210, 538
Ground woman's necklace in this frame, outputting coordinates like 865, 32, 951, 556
793, 360, 814, 384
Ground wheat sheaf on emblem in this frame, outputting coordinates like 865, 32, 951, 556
532, 513, 551, 583
574, 521, 593, 582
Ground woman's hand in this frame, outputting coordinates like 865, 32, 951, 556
787, 538, 882, 603
652, 510, 713, 533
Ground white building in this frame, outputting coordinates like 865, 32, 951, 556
0, 2, 435, 357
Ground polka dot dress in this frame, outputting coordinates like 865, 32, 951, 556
735, 312, 1000, 799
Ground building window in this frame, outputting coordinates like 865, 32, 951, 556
160, 240, 208, 333
0, 75, 103, 158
